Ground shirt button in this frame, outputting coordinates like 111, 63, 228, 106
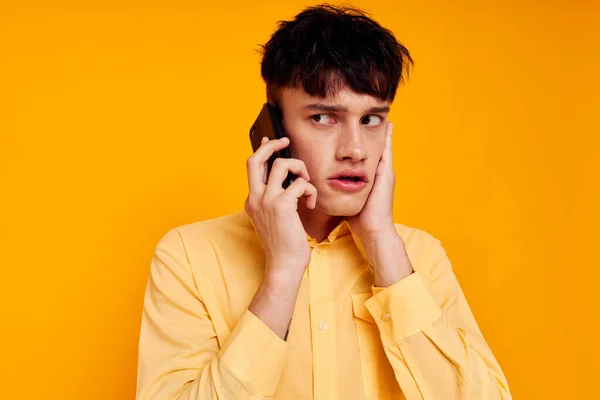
382, 313, 391, 322
314, 245, 328, 254
318, 320, 328, 331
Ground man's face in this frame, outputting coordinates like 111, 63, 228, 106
279, 86, 390, 216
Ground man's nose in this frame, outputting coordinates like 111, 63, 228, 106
335, 124, 368, 162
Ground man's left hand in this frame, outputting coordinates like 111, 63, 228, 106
348, 122, 414, 287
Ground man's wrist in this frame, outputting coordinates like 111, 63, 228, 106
263, 260, 306, 289
358, 229, 414, 287
250, 270, 303, 340
262, 273, 303, 294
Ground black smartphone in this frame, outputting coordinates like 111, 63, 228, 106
249, 103, 296, 189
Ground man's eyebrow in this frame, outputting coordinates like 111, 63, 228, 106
304, 103, 390, 113
305, 103, 348, 112
368, 106, 391, 113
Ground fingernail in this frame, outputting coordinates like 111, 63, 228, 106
280, 137, 288, 142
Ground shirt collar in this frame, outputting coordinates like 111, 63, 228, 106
305, 218, 369, 262
242, 210, 368, 262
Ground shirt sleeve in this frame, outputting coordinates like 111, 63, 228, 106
363, 236, 512, 400
136, 229, 289, 400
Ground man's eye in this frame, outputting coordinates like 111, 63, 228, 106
311, 114, 335, 124
362, 115, 383, 126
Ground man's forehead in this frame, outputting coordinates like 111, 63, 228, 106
282, 86, 389, 109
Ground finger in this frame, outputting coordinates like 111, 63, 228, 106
247, 137, 290, 193
281, 178, 318, 209
265, 158, 311, 197
271, 158, 310, 181
261, 137, 269, 184
381, 122, 393, 164
255, 137, 290, 161
373, 123, 393, 178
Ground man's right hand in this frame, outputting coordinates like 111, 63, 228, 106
244, 136, 317, 282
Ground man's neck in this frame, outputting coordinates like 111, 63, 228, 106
297, 201, 343, 243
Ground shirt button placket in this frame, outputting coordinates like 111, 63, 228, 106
308, 243, 336, 399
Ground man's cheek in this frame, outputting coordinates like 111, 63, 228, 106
367, 182, 376, 195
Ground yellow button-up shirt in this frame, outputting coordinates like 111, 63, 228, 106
137, 211, 511, 399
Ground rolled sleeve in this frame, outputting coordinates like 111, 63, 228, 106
364, 271, 442, 344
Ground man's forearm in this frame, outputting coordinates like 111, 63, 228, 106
358, 229, 414, 287
248, 267, 304, 340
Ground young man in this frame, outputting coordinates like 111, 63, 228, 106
136, 5, 511, 400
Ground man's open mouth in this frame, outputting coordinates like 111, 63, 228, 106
335, 176, 364, 182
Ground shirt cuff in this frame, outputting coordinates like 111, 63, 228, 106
364, 271, 442, 344
218, 309, 289, 396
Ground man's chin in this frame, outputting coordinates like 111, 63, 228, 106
317, 197, 366, 217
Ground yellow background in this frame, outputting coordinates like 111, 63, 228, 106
1, 0, 598, 398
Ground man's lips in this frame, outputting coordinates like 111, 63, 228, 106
327, 169, 368, 192
328, 169, 369, 182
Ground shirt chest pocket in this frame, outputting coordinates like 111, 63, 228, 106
351, 293, 405, 400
